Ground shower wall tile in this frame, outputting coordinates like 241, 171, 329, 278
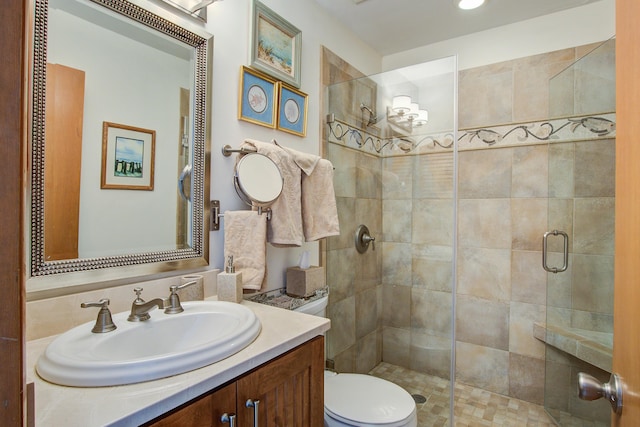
573, 197, 615, 255
549, 68, 575, 118
456, 295, 509, 351
511, 198, 548, 251
382, 242, 412, 285
328, 144, 356, 198
327, 247, 355, 303
509, 353, 545, 405
571, 254, 614, 314
549, 143, 575, 198
571, 310, 613, 334
574, 41, 616, 116
413, 152, 454, 199
456, 341, 509, 395
512, 54, 574, 123
356, 152, 382, 199
410, 331, 452, 379
546, 307, 572, 330
355, 246, 381, 293
332, 345, 355, 373
511, 145, 549, 198
546, 256, 573, 309
382, 156, 413, 200
547, 198, 574, 253
383, 199, 412, 242
457, 246, 511, 302
458, 149, 512, 199
509, 301, 546, 359
356, 287, 378, 339
328, 197, 355, 251
574, 139, 615, 197
382, 284, 411, 328
382, 326, 410, 367
356, 198, 382, 240
326, 296, 356, 358
355, 331, 379, 374
458, 68, 513, 128
511, 250, 547, 305
412, 244, 453, 292
543, 348, 572, 412
412, 198, 454, 246
458, 199, 512, 249
411, 288, 452, 337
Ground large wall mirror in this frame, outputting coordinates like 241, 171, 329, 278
28, 0, 212, 298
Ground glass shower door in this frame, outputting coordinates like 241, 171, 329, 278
543, 38, 616, 426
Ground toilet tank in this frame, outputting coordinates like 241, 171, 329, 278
293, 295, 328, 317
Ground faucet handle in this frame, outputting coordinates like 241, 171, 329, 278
81, 299, 117, 333
165, 280, 198, 314
133, 287, 145, 302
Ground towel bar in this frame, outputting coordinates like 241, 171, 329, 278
210, 200, 271, 231
221, 144, 257, 157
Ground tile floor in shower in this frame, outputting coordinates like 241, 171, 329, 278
369, 362, 602, 426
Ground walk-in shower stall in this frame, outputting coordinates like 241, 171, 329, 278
322, 37, 615, 425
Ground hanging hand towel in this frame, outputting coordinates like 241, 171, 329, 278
242, 139, 304, 246
223, 210, 267, 290
274, 140, 321, 176
302, 158, 340, 241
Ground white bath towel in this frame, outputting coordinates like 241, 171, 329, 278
274, 140, 321, 176
302, 158, 340, 241
223, 210, 267, 290
242, 139, 304, 246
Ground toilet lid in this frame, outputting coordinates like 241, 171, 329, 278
325, 374, 416, 426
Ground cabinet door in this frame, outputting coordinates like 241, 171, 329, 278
237, 336, 324, 427
147, 382, 237, 427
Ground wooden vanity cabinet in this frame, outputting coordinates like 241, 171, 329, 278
145, 336, 324, 427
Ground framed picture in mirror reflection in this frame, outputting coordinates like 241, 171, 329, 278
101, 121, 155, 190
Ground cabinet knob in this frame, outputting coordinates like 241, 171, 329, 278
246, 399, 260, 427
220, 412, 236, 427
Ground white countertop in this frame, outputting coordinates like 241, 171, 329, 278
26, 300, 330, 427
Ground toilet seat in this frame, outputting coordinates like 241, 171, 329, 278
324, 373, 417, 427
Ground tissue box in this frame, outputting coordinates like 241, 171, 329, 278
286, 266, 325, 297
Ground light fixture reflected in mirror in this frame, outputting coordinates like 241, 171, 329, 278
388, 95, 428, 132
392, 95, 411, 114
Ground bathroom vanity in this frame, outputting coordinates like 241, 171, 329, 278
26, 301, 329, 426
146, 336, 324, 426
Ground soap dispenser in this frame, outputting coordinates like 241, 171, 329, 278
217, 256, 243, 303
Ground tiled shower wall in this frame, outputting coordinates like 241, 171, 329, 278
322, 40, 614, 406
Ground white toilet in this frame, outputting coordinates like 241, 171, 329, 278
294, 295, 418, 427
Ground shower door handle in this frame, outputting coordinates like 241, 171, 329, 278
542, 230, 568, 273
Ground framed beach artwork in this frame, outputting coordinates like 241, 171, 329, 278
238, 66, 278, 128
250, 0, 301, 88
101, 122, 155, 190
276, 82, 307, 137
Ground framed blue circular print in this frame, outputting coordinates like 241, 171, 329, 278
277, 83, 307, 137
238, 66, 277, 128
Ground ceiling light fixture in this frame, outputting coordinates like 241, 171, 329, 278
457, 0, 485, 10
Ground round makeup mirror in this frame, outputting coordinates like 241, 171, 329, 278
234, 153, 283, 207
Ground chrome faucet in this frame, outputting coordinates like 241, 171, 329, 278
127, 287, 166, 322
164, 280, 199, 314
81, 298, 117, 333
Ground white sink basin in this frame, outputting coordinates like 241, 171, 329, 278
36, 301, 261, 387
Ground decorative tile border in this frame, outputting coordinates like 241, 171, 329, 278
327, 113, 616, 157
